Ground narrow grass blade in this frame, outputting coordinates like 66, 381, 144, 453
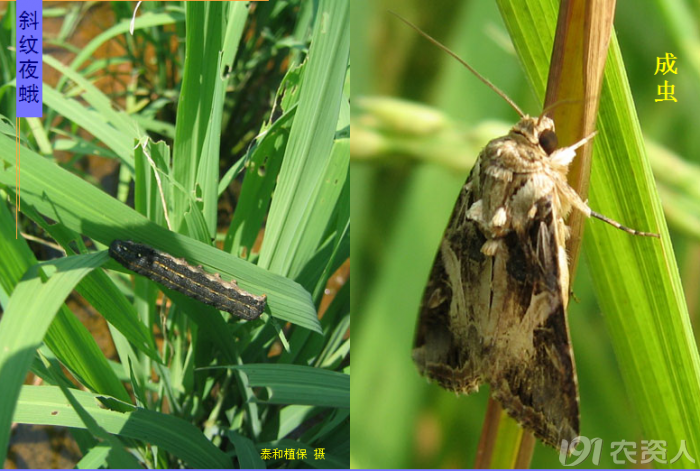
258, 0, 350, 278
170, 2, 225, 233
40, 353, 142, 468
13, 385, 231, 468
227, 363, 349, 409
228, 431, 265, 469
0, 252, 103, 463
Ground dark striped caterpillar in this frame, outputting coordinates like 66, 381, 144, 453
109, 240, 266, 320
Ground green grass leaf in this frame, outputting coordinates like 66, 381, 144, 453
13, 385, 231, 468
258, 0, 350, 279
228, 363, 350, 409
0, 252, 103, 459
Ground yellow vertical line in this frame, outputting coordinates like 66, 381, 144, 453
18, 118, 21, 213
15, 117, 19, 238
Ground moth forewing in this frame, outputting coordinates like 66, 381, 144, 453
414, 115, 584, 448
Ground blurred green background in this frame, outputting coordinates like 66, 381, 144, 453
351, 0, 700, 468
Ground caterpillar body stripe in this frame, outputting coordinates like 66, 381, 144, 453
109, 240, 266, 320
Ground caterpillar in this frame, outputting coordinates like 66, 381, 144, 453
108, 240, 266, 320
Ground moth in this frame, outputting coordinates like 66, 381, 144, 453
109, 240, 266, 320
395, 15, 659, 449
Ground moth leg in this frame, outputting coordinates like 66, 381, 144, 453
466, 200, 483, 221
491, 207, 508, 228
549, 132, 597, 167
553, 131, 659, 239
569, 289, 581, 304
481, 238, 503, 256
590, 210, 660, 238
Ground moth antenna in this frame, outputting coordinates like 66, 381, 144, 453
537, 99, 582, 125
389, 11, 524, 118
590, 210, 660, 238
537, 96, 601, 125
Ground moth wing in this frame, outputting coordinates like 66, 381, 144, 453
413, 164, 492, 393
487, 191, 579, 448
